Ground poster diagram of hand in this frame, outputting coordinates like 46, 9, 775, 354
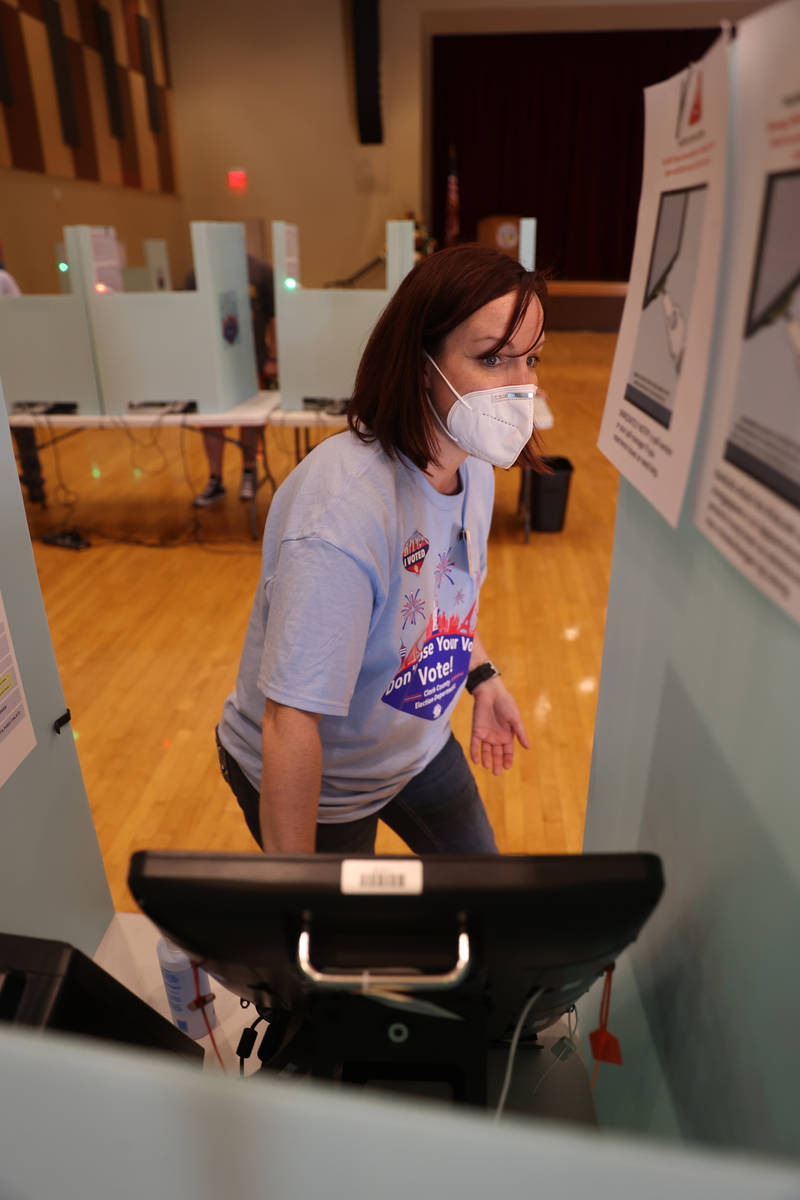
740, 168, 800, 378
722, 167, 800, 509
623, 185, 707, 428
661, 290, 687, 371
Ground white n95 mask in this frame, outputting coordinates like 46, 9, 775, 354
424, 353, 536, 469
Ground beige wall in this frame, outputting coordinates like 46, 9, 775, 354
1, 0, 766, 291
0, 0, 179, 293
0, 167, 188, 293
164, 0, 763, 287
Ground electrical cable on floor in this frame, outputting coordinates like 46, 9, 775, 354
115, 414, 170, 477
30, 419, 261, 555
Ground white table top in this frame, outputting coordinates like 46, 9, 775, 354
6, 391, 281, 429
6, 391, 554, 432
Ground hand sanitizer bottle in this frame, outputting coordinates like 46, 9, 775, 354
157, 937, 217, 1040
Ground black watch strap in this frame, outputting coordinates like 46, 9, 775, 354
466, 661, 500, 694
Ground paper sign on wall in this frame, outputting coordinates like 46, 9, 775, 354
597, 35, 729, 527
694, 1, 800, 625
0, 589, 37, 790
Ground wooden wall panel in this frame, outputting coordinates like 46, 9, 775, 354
121, 0, 140, 70
0, 106, 12, 168
42, 0, 80, 148
20, 11, 75, 176
136, 14, 159, 131
0, 3, 45, 172
155, 82, 173, 192
59, 0, 81, 40
127, 67, 157, 189
116, 61, 140, 186
0, 20, 10, 104
0, 0, 174, 190
83, 44, 123, 185
95, 4, 124, 138
75, 0, 99, 49
67, 36, 98, 179
142, 0, 165, 87
106, 0, 128, 67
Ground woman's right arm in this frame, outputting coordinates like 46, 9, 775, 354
259, 697, 323, 853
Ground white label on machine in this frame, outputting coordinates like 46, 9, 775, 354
340, 859, 423, 895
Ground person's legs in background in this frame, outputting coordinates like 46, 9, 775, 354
193, 427, 260, 506
193, 428, 226, 506
237, 426, 259, 502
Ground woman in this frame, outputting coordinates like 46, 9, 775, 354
216, 244, 547, 854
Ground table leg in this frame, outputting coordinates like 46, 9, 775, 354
258, 427, 278, 494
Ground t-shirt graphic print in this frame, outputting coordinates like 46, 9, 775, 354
382, 534, 478, 722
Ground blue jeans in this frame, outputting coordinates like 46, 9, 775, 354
215, 728, 498, 855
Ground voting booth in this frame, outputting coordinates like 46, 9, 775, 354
1, 3, 799, 1184
70, 221, 257, 416
271, 218, 415, 412
0, 222, 257, 417
122, 238, 173, 293
0, 283, 101, 415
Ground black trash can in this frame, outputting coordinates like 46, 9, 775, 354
522, 456, 573, 541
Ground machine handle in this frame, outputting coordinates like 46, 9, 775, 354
296, 923, 471, 992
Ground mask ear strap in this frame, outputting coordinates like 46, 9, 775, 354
424, 352, 463, 404
425, 394, 452, 441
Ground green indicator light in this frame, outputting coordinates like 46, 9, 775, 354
91, 464, 101, 480
73, 729, 80, 742
133, 467, 142, 479
58, 261, 69, 273
284, 277, 297, 290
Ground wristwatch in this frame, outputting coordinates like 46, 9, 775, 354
466, 661, 500, 694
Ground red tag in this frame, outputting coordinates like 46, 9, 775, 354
589, 1027, 622, 1065
589, 965, 622, 1085
689, 73, 703, 125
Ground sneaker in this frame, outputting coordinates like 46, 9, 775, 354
193, 477, 226, 507
239, 470, 256, 502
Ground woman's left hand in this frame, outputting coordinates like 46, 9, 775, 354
469, 677, 530, 776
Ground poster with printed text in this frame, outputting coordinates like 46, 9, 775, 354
694, 0, 800, 625
597, 35, 729, 527
0, 589, 37, 791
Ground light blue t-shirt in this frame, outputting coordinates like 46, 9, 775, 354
219, 431, 494, 822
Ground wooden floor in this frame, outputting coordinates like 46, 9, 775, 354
25, 331, 619, 911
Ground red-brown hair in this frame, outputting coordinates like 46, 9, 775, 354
348, 243, 548, 471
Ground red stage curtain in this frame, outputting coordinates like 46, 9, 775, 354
432, 28, 719, 280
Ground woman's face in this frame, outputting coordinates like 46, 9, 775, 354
425, 289, 545, 424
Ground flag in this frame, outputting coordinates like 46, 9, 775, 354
445, 143, 460, 247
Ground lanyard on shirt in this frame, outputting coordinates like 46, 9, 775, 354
457, 464, 474, 576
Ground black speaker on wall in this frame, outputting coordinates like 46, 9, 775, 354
352, 0, 382, 145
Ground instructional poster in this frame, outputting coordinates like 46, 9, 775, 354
0, 590, 36, 790
695, 1, 800, 624
597, 36, 728, 527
